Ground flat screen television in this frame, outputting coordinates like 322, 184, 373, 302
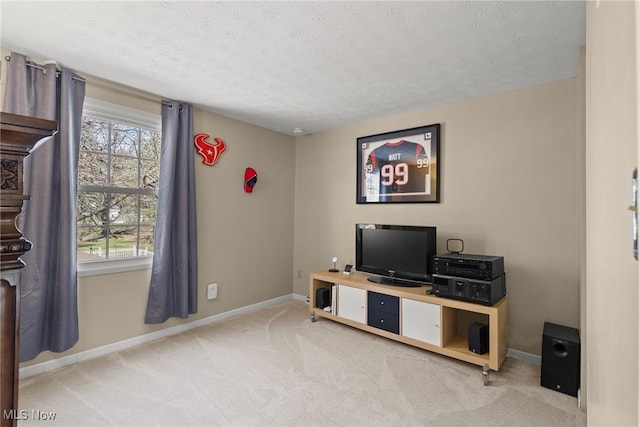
355, 224, 436, 287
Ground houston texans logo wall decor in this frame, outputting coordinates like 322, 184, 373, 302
194, 133, 226, 166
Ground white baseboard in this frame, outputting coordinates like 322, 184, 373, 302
20, 293, 542, 379
292, 293, 307, 302
507, 347, 541, 365
20, 293, 296, 379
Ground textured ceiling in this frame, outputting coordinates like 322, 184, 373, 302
1, 1, 585, 136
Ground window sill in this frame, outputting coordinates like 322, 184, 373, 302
77, 257, 153, 277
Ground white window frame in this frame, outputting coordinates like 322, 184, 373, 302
77, 98, 161, 277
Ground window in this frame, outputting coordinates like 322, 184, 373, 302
77, 99, 161, 266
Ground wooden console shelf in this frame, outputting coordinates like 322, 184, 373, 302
309, 271, 507, 371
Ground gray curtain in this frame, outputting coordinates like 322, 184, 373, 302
3, 52, 85, 361
145, 101, 198, 323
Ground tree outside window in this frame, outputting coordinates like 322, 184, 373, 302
77, 114, 160, 261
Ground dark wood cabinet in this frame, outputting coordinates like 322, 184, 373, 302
1, 112, 56, 427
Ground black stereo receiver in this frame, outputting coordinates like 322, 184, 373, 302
433, 253, 504, 281
431, 273, 506, 306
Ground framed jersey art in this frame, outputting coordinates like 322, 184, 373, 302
356, 124, 440, 204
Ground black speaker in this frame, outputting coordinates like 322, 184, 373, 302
468, 322, 489, 354
541, 322, 580, 397
315, 288, 330, 309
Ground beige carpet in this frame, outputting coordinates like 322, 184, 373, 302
18, 299, 586, 426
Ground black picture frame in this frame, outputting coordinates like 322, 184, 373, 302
356, 123, 440, 204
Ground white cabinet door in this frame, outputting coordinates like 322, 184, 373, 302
337, 285, 366, 324
401, 299, 441, 346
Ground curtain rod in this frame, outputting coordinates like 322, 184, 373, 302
83, 76, 174, 107
4, 55, 175, 107
4, 56, 178, 108
5, 55, 86, 83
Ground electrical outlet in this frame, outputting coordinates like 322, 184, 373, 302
207, 283, 218, 300
297, 270, 302, 280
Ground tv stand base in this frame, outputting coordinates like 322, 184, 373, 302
367, 275, 424, 287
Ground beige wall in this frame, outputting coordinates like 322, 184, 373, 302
577, 46, 587, 409
293, 79, 580, 355
0, 54, 296, 366
585, 1, 639, 424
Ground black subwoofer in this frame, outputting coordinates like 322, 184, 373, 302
541, 322, 580, 397
468, 322, 489, 355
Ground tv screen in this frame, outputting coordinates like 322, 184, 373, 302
356, 224, 436, 286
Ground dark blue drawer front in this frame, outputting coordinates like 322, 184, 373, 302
368, 291, 399, 316
368, 309, 399, 334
